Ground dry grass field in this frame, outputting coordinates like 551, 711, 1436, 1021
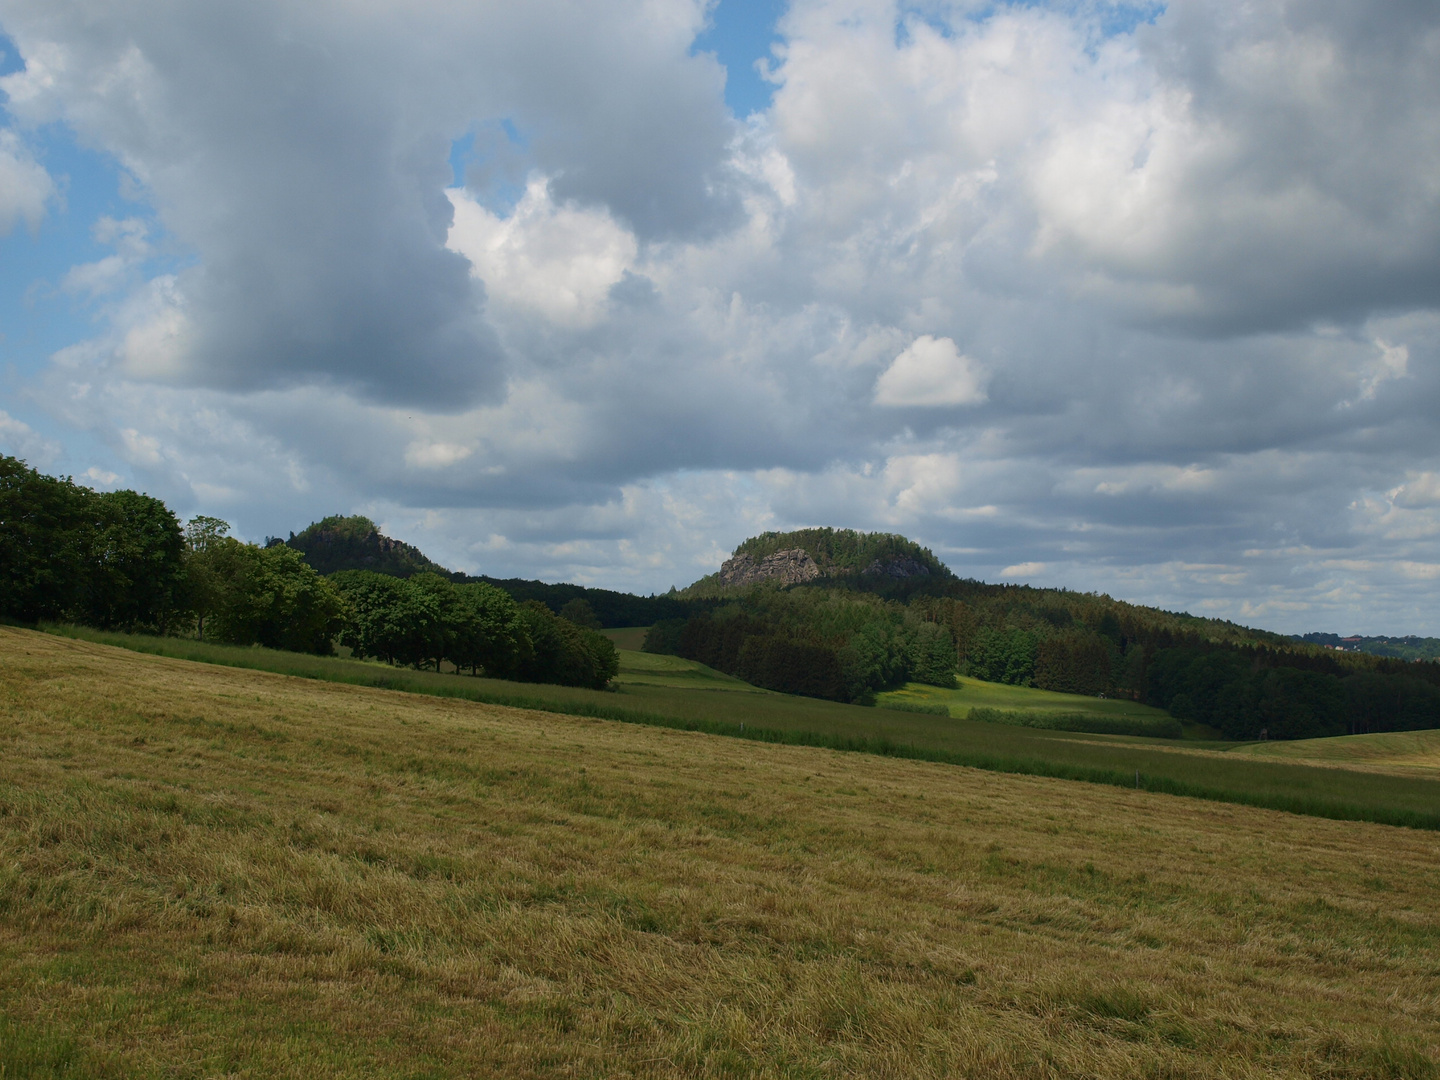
2, 626, 1438, 1078
49, 624, 1440, 827
1230, 728, 1440, 776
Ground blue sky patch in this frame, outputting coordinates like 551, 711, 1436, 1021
692, 0, 787, 118
0, 32, 24, 77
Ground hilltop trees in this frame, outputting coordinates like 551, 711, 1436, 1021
280, 515, 451, 577
474, 576, 688, 629
280, 513, 688, 629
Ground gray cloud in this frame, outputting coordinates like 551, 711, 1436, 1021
0, 0, 738, 405
1096, 0, 1440, 332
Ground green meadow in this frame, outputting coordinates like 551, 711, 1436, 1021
877, 675, 1176, 722
40, 623, 1440, 830
599, 626, 651, 651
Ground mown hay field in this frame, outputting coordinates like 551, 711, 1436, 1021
2, 627, 1438, 1078
1230, 728, 1440, 775
40, 625, 1440, 827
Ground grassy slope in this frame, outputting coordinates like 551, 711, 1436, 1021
2, 627, 1438, 1078
612, 648, 768, 692
878, 677, 1173, 721
1229, 728, 1440, 773
600, 626, 650, 651
39, 625, 1440, 829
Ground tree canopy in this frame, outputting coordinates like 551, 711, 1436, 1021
0, 455, 184, 630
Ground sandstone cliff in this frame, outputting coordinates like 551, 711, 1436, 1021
718, 548, 823, 587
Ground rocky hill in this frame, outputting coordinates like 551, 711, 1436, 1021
717, 547, 823, 587
278, 516, 452, 578
693, 528, 952, 594
280, 515, 688, 627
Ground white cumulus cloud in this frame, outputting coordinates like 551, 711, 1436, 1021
447, 179, 636, 328
874, 336, 986, 407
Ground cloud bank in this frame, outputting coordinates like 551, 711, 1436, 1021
2, 0, 1439, 633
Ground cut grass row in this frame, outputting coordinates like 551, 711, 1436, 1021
41, 624, 1440, 830
3, 628, 1438, 1078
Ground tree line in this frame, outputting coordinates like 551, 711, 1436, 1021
1145, 645, 1440, 739
11, 458, 1440, 737
1, 456, 185, 629
644, 588, 957, 703
0, 457, 615, 689
332, 570, 616, 689
913, 590, 1440, 735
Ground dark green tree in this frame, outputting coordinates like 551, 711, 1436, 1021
558, 597, 603, 629
516, 601, 618, 689
908, 621, 958, 687
81, 489, 185, 631
405, 573, 460, 670
448, 582, 529, 677
0, 456, 89, 622
208, 544, 345, 654
182, 516, 231, 640
333, 570, 412, 664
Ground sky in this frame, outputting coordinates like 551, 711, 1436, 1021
1, 0, 1439, 635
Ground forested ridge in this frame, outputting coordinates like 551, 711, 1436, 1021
279, 514, 685, 627
6, 454, 1440, 738
648, 528, 1440, 738
1293, 631, 1440, 662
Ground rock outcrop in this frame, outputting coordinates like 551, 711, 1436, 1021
718, 548, 823, 587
